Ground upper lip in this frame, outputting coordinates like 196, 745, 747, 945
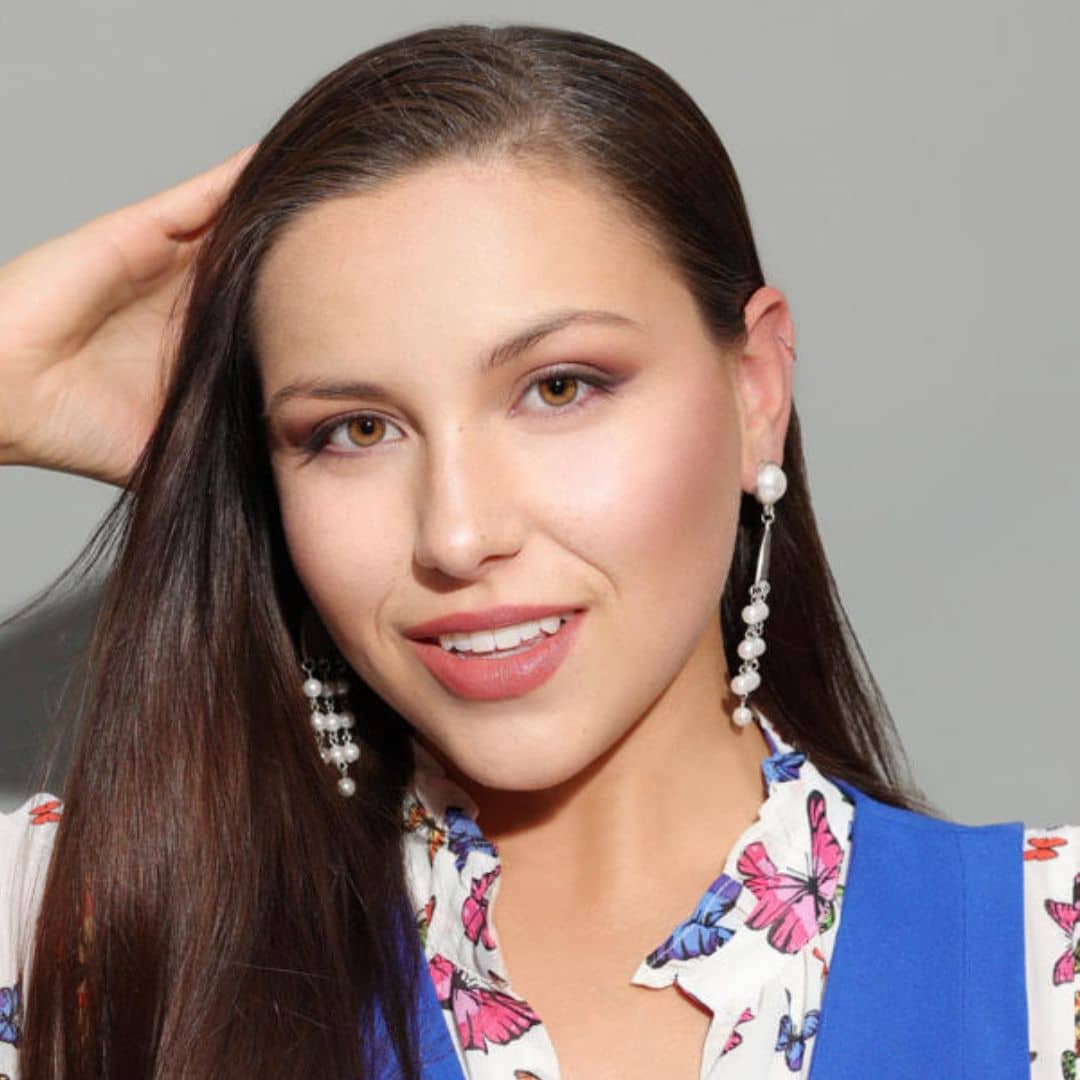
403, 604, 584, 641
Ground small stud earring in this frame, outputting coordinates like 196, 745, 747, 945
731, 461, 787, 727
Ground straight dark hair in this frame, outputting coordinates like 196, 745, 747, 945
7, 21, 939, 1078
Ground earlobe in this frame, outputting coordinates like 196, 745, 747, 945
735, 285, 796, 494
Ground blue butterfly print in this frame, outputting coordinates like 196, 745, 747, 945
775, 987, 820, 1071
645, 874, 742, 967
444, 806, 498, 871
0, 981, 21, 1047
762, 750, 806, 786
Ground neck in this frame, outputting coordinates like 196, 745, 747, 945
428, 617, 773, 921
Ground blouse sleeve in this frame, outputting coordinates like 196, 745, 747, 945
0, 793, 62, 1080
1023, 822, 1080, 1077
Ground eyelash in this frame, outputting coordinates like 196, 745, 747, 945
301, 364, 617, 459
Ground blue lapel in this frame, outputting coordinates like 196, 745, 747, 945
808, 776, 1031, 1078
367, 911, 466, 1080
372, 777, 1031, 1077
407, 951, 468, 1079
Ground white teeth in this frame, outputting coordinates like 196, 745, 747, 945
438, 612, 573, 654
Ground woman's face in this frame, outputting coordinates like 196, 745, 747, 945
255, 157, 789, 791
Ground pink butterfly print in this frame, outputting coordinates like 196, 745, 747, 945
737, 789, 843, 954
721, 1007, 755, 1056
462, 866, 502, 949
428, 953, 541, 1053
1044, 872, 1080, 986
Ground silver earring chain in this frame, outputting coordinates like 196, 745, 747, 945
731, 463, 786, 728
301, 653, 361, 796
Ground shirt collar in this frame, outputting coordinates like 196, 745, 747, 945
399, 708, 855, 1015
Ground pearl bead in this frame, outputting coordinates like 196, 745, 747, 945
310, 713, 326, 732
742, 600, 769, 625
322, 712, 340, 731
319, 748, 332, 763
755, 463, 787, 505
339, 709, 355, 729
343, 742, 360, 763
337, 776, 356, 797
738, 636, 766, 660
733, 705, 753, 727
730, 670, 761, 696
329, 745, 346, 765
302, 678, 323, 699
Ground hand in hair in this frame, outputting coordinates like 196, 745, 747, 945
0, 142, 256, 487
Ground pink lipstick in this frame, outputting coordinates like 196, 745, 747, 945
406, 609, 586, 700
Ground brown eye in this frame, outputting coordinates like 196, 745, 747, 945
306, 410, 405, 457
345, 416, 385, 447
536, 374, 579, 408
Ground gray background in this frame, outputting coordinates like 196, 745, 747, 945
1, 2, 1076, 823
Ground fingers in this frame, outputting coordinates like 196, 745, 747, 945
137, 141, 259, 240
0, 143, 261, 363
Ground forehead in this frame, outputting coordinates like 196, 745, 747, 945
251, 158, 679, 351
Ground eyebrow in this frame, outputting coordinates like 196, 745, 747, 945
261, 307, 642, 421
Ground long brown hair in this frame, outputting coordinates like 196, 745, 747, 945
7, 21, 939, 1078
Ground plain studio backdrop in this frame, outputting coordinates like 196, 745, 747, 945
0, 2, 1076, 824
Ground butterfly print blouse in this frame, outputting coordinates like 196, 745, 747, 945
1, 711, 1077, 1079
399, 709, 1080, 1079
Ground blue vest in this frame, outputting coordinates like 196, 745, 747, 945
370, 776, 1031, 1077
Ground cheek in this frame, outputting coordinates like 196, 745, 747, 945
531, 379, 741, 608
274, 473, 408, 637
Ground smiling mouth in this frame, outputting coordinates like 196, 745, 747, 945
407, 610, 586, 700
444, 631, 561, 659
423, 613, 575, 658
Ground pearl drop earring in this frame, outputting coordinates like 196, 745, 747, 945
301, 653, 361, 796
731, 460, 787, 728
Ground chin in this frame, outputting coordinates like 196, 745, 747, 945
469, 758, 588, 793
432, 729, 612, 794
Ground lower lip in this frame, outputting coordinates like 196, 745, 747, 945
406, 611, 587, 701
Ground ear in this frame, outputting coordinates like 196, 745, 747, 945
733, 285, 795, 495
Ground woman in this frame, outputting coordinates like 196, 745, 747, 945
0, 22, 1076, 1079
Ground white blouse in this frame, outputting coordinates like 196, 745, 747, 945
1, 711, 1077, 1078
400, 710, 1080, 1077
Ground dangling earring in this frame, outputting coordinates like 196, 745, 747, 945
731, 460, 788, 728
301, 654, 360, 796
300, 650, 361, 797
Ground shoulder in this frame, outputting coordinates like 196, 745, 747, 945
1019, 821, 1079, 1077
0, 793, 62, 1070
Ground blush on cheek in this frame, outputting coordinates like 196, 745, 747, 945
538, 389, 740, 580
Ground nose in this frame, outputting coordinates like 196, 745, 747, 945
413, 426, 523, 581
